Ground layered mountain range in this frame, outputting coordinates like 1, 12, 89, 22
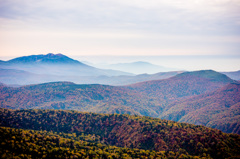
1, 53, 239, 85
0, 60, 239, 134
0, 53, 132, 77
0, 53, 186, 85
1, 53, 240, 158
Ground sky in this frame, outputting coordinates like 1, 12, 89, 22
0, 0, 240, 71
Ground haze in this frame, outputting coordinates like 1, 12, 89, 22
0, 0, 240, 71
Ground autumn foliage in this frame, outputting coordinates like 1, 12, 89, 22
1, 108, 239, 158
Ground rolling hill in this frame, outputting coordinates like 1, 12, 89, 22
0, 108, 240, 158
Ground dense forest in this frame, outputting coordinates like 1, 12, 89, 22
0, 126, 200, 159
1, 108, 240, 158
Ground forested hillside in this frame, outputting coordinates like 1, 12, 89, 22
0, 82, 161, 117
160, 82, 240, 134
127, 70, 234, 105
0, 109, 240, 159
1, 127, 175, 159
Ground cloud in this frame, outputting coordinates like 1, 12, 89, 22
1, 0, 239, 32
0, 0, 240, 56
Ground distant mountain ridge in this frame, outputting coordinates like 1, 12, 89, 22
100, 61, 177, 74
3, 53, 238, 86
0, 53, 132, 76
222, 70, 240, 80
0, 68, 182, 85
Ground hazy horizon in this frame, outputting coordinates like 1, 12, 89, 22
1, 54, 240, 72
1, 0, 240, 57
1, 0, 240, 72
72, 55, 240, 72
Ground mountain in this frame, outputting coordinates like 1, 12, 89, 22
222, 70, 240, 80
7, 53, 81, 65
127, 70, 235, 105
101, 61, 177, 74
1, 108, 240, 158
0, 53, 132, 76
160, 82, 240, 134
0, 68, 182, 86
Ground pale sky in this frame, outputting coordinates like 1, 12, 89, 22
0, 0, 239, 63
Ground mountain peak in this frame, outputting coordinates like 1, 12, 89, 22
47, 53, 55, 56
7, 53, 83, 65
46, 53, 64, 58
